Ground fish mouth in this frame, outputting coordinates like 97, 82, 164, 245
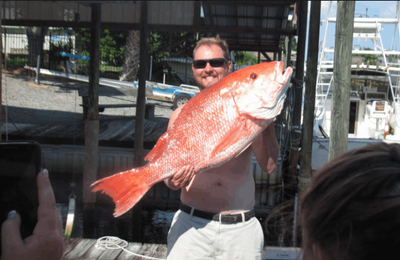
275, 65, 293, 111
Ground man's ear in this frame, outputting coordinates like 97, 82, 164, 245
226, 61, 232, 73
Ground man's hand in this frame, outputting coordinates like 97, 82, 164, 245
164, 165, 196, 190
1, 169, 64, 260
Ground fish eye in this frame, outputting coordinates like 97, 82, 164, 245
250, 73, 257, 79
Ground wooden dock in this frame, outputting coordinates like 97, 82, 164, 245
63, 238, 167, 260
63, 238, 303, 259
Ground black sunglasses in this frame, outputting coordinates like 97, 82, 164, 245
193, 58, 229, 69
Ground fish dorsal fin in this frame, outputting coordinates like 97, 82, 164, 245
210, 118, 253, 158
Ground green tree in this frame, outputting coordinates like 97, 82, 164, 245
74, 28, 127, 66
292, 37, 297, 51
353, 47, 377, 65
234, 51, 258, 66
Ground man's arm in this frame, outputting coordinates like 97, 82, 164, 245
163, 106, 196, 190
251, 122, 279, 174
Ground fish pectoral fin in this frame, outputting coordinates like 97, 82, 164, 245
234, 142, 253, 158
211, 120, 252, 158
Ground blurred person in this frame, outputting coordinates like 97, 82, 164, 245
1, 169, 64, 260
301, 142, 400, 260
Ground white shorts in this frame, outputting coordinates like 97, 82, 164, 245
167, 209, 264, 260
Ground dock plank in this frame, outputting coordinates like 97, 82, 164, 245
151, 243, 168, 259
63, 237, 82, 257
115, 242, 143, 260
63, 238, 168, 260
133, 244, 167, 260
97, 247, 124, 260
63, 238, 96, 259
78, 239, 106, 260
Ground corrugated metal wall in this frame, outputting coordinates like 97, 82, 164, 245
42, 144, 281, 209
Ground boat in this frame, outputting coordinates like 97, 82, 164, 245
312, 1, 400, 170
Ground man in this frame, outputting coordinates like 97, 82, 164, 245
165, 36, 279, 260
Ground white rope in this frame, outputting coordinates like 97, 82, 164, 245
95, 236, 166, 260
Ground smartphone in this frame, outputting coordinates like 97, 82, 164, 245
0, 141, 41, 256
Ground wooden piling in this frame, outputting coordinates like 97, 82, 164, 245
83, 3, 101, 238
328, 1, 355, 161
285, 0, 307, 247
131, 1, 149, 242
299, 1, 321, 195
134, 1, 149, 167
0, 4, 2, 142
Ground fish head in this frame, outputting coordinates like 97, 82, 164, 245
231, 61, 293, 120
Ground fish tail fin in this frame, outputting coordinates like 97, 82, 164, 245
91, 169, 150, 217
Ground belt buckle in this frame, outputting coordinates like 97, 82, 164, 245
221, 214, 237, 223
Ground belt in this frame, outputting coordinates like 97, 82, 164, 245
179, 202, 255, 224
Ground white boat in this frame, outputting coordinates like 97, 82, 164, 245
312, 1, 400, 170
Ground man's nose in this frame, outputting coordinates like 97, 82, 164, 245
204, 62, 213, 72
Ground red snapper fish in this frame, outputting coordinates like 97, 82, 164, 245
91, 61, 293, 217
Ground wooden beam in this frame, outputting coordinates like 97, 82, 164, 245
328, 1, 355, 161
193, 1, 202, 27
286, 0, 307, 246
83, 2, 101, 239
202, 1, 296, 6
299, 1, 320, 195
261, 51, 273, 61
0, 3, 2, 141
148, 24, 297, 36
135, 2, 149, 168
2, 19, 297, 36
286, 36, 292, 67
228, 44, 282, 52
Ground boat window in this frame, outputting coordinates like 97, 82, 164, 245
351, 79, 365, 91
350, 79, 388, 93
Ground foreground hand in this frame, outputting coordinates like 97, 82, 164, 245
170, 165, 196, 189
1, 169, 64, 260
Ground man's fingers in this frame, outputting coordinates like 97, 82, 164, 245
1, 211, 25, 255
182, 166, 195, 186
172, 166, 188, 184
37, 169, 56, 208
35, 169, 61, 235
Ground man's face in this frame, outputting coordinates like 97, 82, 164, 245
192, 44, 231, 90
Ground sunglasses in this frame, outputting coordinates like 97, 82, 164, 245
192, 58, 229, 69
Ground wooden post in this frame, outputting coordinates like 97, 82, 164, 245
299, 1, 320, 195
83, 3, 101, 238
328, 1, 355, 161
135, 1, 148, 167
286, 35, 293, 68
131, 1, 149, 242
0, 3, 2, 142
285, 0, 307, 246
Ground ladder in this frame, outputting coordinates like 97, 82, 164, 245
315, 1, 400, 118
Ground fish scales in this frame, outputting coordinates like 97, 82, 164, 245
91, 61, 293, 217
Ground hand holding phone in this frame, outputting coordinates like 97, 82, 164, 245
1, 169, 64, 260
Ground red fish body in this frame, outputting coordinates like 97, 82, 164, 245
91, 61, 293, 217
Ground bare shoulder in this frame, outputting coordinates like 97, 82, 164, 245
168, 105, 185, 128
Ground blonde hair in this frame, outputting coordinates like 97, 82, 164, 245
193, 35, 230, 60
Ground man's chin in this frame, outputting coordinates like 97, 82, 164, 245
201, 79, 218, 89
